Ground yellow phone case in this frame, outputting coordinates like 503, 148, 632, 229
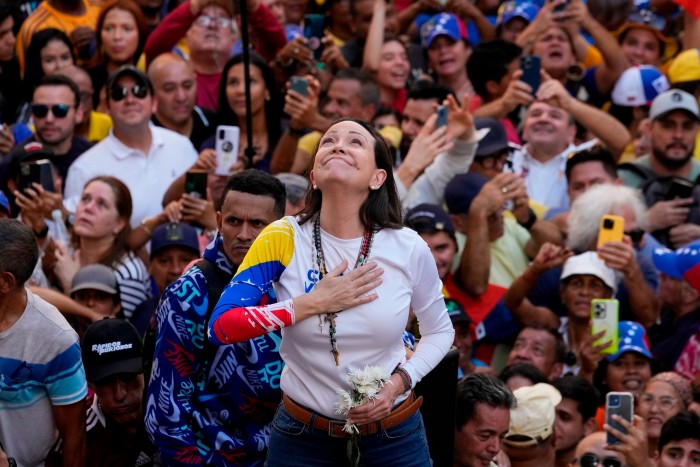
597, 214, 625, 250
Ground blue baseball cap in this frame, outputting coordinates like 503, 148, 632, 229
653, 240, 700, 292
150, 222, 200, 259
497, 1, 540, 26
0, 190, 10, 216
444, 172, 489, 215
606, 321, 652, 362
405, 203, 455, 235
420, 13, 468, 49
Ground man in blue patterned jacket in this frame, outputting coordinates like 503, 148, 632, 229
145, 170, 286, 465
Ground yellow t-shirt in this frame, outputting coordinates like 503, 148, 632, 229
17, 0, 104, 72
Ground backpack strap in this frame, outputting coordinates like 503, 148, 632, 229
195, 258, 233, 381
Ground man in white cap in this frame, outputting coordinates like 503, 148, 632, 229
503, 382, 562, 467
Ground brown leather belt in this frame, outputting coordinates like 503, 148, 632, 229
282, 393, 423, 438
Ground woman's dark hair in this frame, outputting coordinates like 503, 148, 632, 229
297, 118, 403, 230
217, 52, 283, 160
79, 176, 134, 267
95, 0, 149, 66
24, 28, 74, 100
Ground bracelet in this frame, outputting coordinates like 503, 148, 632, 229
140, 218, 153, 236
33, 224, 49, 239
392, 366, 412, 392
287, 126, 306, 138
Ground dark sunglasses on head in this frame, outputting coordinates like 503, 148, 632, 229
110, 85, 149, 102
31, 104, 71, 119
577, 453, 622, 467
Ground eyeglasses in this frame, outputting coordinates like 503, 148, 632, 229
639, 393, 678, 410
625, 228, 644, 247
476, 151, 511, 170
194, 14, 233, 30
110, 85, 149, 102
30, 104, 72, 119
575, 453, 623, 467
627, 9, 666, 31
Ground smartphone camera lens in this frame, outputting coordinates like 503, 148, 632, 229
603, 219, 614, 229
219, 129, 225, 139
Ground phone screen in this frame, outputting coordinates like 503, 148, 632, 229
185, 171, 207, 199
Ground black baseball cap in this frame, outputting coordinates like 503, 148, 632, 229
81, 318, 143, 383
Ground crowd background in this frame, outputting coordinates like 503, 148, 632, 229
2, 0, 700, 465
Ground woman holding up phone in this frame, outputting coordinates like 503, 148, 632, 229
212, 52, 283, 172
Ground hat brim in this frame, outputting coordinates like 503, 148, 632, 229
86, 357, 143, 383
70, 282, 118, 296
652, 247, 683, 279
150, 241, 200, 260
606, 346, 653, 362
614, 23, 679, 61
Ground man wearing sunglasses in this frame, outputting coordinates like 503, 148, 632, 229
64, 65, 198, 228
572, 432, 626, 467
0, 75, 91, 191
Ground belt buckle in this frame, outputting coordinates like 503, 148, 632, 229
328, 419, 349, 438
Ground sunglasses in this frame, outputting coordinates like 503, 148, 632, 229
194, 14, 233, 30
576, 453, 622, 467
110, 85, 149, 102
625, 228, 644, 247
31, 104, 71, 119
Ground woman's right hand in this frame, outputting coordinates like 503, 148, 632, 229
295, 260, 384, 320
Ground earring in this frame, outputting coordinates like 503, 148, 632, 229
265, 94, 271, 102
370, 186, 377, 190
313, 185, 318, 189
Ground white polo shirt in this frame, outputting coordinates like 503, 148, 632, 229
64, 124, 198, 227
510, 144, 575, 211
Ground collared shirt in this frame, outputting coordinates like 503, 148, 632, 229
64, 124, 198, 227
511, 143, 577, 211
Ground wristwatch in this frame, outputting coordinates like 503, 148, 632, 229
33, 224, 49, 239
518, 207, 537, 230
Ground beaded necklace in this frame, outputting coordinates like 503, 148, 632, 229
313, 214, 375, 366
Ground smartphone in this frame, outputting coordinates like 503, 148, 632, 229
605, 392, 634, 445
304, 14, 325, 60
214, 125, 240, 176
520, 55, 541, 95
667, 177, 694, 200
554, 0, 571, 12
597, 215, 625, 251
290, 76, 309, 97
436, 105, 448, 128
18, 159, 55, 192
591, 298, 619, 355
185, 170, 207, 199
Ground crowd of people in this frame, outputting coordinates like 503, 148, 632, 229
1, 0, 700, 465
